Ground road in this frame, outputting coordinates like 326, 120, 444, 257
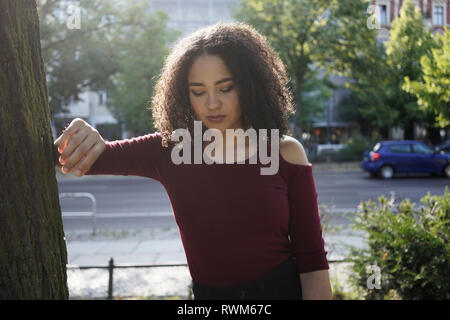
57, 170, 448, 232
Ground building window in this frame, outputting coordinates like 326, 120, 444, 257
433, 6, 444, 25
99, 92, 106, 105
378, 4, 387, 25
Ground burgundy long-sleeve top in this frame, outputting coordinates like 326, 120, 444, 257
85, 132, 329, 287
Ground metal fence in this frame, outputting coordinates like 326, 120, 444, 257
66, 258, 348, 300
59, 192, 97, 235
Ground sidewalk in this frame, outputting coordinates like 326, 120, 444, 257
65, 226, 365, 298
65, 226, 364, 267
66, 228, 187, 266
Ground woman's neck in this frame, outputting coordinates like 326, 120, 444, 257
203, 128, 252, 163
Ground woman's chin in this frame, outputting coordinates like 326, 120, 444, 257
204, 123, 227, 132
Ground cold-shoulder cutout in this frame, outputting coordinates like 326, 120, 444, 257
279, 135, 312, 167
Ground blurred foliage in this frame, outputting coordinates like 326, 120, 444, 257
382, 0, 437, 138
334, 136, 377, 162
403, 28, 450, 128
348, 188, 450, 299
107, 8, 180, 135
233, 0, 357, 134
38, 0, 449, 137
298, 75, 332, 131
313, 0, 398, 133
330, 274, 359, 300
316, 0, 445, 137
232, 0, 446, 137
38, 0, 179, 134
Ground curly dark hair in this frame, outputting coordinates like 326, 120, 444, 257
148, 21, 295, 148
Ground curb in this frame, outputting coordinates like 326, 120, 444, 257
311, 161, 362, 172
55, 170, 147, 182
55, 162, 363, 181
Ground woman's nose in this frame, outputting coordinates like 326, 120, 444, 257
206, 92, 221, 109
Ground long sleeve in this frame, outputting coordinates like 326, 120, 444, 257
287, 164, 329, 274
84, 132, 167, 181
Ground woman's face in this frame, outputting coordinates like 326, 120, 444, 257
188, 54, 243, 133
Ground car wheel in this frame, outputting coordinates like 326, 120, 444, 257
444, 164, 450, 178
379, 165, 394, 179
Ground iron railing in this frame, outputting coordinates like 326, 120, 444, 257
66, 258, 349, 300
59, 192, 97, 235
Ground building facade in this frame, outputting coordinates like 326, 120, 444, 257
149, 0, 238, 37
374, 0, 449, 42
51, 89, 123, 141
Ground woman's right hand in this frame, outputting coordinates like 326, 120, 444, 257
54, 118, 106, 177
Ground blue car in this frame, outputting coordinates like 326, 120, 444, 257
436, 139, 450, 154
361, 140, 450, 179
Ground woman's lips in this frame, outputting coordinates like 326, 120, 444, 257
207, 115, 226, 123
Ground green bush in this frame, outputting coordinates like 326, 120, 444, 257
330, 273, 360, 300
348, 187, 450, 299
335, 136, 376, 162
338, 137, 375, 161
309, 136, 377, 163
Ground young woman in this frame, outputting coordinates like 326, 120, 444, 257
54, 22, 332, 300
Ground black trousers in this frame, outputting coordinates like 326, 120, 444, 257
192, 256, 303, 300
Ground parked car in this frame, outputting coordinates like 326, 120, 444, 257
361, 140, 450, 179
435, 139, 450, 154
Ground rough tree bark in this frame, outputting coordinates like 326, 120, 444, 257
0, 0, 68, 299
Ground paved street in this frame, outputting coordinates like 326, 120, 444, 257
57, 169, 449, 232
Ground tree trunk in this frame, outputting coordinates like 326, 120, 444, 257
403, 122, 415, 140
427, 126, 442, 145
294, 70, 305, 138
0, 0, 68, 299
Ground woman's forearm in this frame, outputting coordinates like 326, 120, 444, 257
299, 269, 333, 300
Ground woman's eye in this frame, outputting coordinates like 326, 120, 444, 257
191, 85, 233, 96
221, 85, 234, 93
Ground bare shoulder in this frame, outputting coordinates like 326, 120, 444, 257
279, 135, 310, 166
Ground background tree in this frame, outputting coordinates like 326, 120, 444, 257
38, 0, 178, 135
318, 0, 440, 140
336, 92, 374, 137
107, 7, 180, 136
384, 0, 435, 139
317, 0, 397, 138
38, 0, 126, 113
0, 0, 68, 299
233, 0, 338, 136
403, 28, 450, 130
298, 73, 332, 131
233, 0, 402, 138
